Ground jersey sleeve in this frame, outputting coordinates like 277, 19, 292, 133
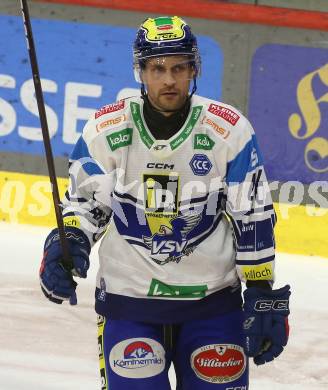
61, 121, 114, 247
225, 119, 276, 284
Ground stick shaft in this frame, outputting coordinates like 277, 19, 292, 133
20, 0, 72, 268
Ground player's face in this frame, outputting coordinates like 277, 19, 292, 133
141, 55, 194, 115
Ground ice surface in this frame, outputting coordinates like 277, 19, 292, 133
0, 222, 327, 389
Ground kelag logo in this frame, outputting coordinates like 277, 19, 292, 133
0, 15, 223, 158
106, 128, 133, 151
249, 44, 328, 183
194, 134, 215, 150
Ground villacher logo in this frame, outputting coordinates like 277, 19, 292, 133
191, 344, 246, 384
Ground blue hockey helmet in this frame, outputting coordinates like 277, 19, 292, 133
133, 16, 201, 85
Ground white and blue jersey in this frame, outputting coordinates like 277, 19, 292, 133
62, 95, 276, 323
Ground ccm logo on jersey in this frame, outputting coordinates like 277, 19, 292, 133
191, 344, 246, 384
208, 104, 240, 126
146, 162, 175, 169
95, 100, 125, 119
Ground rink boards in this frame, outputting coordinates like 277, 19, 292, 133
0, 170, 327, 258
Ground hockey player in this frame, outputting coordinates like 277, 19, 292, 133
39, 16, 291, 389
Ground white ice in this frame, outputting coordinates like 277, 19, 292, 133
0, 222, 327, 389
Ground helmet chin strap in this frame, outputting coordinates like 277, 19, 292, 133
141, 78, 197, 114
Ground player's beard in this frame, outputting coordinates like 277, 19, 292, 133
148, 88, 189, 114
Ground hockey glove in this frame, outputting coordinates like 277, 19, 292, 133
39, 227, 91, 304
243, 284, 290, 365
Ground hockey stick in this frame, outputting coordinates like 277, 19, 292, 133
20, 0, 77, 305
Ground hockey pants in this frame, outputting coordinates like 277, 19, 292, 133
97, 309, 249, 390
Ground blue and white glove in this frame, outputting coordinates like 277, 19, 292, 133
243, 284, 290, 365
39, 227, 91, 304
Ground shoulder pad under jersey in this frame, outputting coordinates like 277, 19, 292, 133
83, 98, 133, 146
195, 96, 252, 146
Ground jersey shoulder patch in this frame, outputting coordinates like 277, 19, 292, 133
199, 100, 253, 154
200, 114, 231, 141
83, 97, 139, 148
192, 95, 243, 128
94, 98, 136, 136
95, 100, 125, 119
82, 101, 128, 147
207, 102, 241, 126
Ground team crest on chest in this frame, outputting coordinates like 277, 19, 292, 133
142, 172, 202, 265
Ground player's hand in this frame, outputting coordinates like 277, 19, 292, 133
39, 227, 91, 304
242, 284, 290, 365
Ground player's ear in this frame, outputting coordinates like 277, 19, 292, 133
190, 63, 196, 79
140, 70, 145, 84
139, 59, 148, 84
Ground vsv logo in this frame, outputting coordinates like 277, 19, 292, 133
142, 173, 203, 265
288, 63, 328, 173
143, 213, 202, 265
151, 239, 187, 254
